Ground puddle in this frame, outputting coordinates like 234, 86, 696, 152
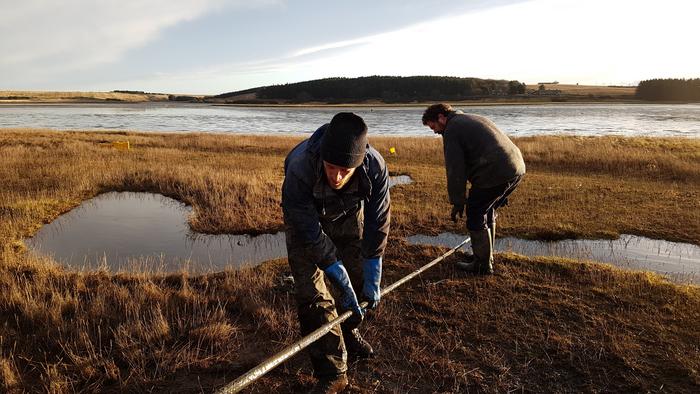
25, 175, 414, 273
26, 188, 699, 283
406, 232, 700, 284
25, 192, 287, 273
388, 175, 413, 188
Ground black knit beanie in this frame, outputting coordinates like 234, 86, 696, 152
321, 112, 368, 168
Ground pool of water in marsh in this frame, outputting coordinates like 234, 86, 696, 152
25, 189, 700, 283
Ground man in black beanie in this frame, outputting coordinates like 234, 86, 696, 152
282, 112, 391, 393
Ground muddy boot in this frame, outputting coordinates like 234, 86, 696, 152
309, 373, 348, 394
456, 229, 493, 275
342, 327, 374, 359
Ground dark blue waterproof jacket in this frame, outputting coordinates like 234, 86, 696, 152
282, 124, 391, 269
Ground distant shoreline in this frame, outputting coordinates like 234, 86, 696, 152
1, 86, 697, 106
3, 99, 697, 107
0, 84, 641, 106
0, 97, 666, 106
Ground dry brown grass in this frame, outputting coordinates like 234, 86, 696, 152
376, 134, 700, 243
1, 128, 699, 392
333, 243, 700, 393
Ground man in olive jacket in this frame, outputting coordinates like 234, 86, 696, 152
282, 112, 390, 393
422, 103, 525, 274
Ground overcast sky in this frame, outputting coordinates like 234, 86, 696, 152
1, 0, 698, 94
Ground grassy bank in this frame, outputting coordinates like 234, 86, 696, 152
0, 129, 699, 392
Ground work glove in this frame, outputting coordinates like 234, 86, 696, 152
450, 203, 465, 223
323, 261, 364, 327
362, 257, 382, 310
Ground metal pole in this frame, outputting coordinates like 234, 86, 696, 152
216, 237, 470, 394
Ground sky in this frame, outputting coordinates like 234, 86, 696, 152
1, 0, 698, 94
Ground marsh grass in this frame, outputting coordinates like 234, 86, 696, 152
0, 128, 699, 392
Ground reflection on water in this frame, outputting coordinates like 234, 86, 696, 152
27, 186, 699, 281
25, 192, 288, 272
406, 232, 700, 284
2, 103, 699, 137
26, 176, 412, 273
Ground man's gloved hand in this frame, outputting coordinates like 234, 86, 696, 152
323, 261, 364, 325
450, 203, 465, 223
362, 257, 382, 310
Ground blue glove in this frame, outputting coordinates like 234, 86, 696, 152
323, 261, 364, 319
362, 257, 382, 309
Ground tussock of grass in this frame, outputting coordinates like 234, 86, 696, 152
1, 128, 698, 391
0, 242, 297, 391
0, 356, 20, 392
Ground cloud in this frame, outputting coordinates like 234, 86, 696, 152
0, 0, 280, 83
249, 0, 700, 86
7, 0, 696, 93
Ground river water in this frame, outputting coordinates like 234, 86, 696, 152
2, 103, 699, 137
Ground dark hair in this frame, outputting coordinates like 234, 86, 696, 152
421, 103, 454, 124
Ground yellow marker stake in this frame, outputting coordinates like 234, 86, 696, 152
112, 141, 130, 151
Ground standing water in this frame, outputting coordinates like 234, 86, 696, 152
406, 232, 700, 285
24, 192, 287, 272
26, 176, 415, 273
27, 190, 700, 283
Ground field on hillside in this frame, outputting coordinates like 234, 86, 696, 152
0, 129, 698, 392
525, 84, 636, 97
0, 91, 171, 103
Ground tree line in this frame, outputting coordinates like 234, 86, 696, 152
214, 76, 527, 103
635, 78, 700, 101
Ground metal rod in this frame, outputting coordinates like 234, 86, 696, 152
215, 237, 471, 394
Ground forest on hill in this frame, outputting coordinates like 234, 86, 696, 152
212, 76, 527, 103
636, 78, 700, 101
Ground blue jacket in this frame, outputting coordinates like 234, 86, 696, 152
282, 124, 391, 269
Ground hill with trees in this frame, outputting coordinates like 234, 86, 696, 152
210, 76, 527, 104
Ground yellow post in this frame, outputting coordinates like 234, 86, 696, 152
112, 141, 130, 151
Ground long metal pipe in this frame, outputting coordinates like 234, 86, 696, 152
215, 237, 470, 394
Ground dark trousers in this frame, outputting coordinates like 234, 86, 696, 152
285, 209, 364, 377
466, 175, 523, 231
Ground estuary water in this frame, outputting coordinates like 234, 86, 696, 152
2, 102, 699, 137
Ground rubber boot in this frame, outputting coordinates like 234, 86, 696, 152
342, 327, 374, 359
454, 250, 474, 270
309, 373, 348, 394
456, 229, 493, 275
